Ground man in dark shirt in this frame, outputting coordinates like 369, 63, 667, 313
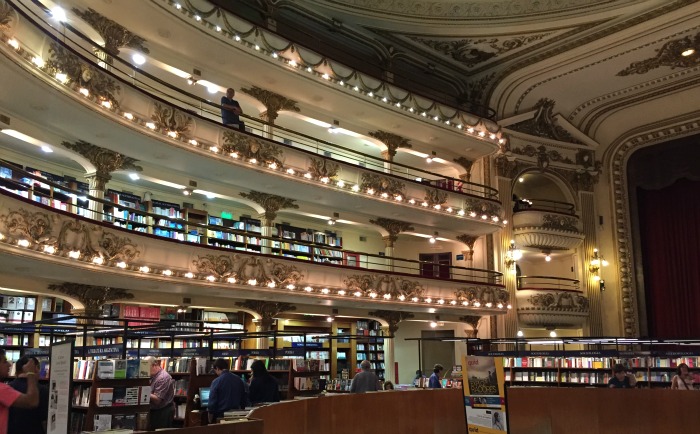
208, 358, 248, 423
221, 88, 245, 131
608, 364, 637, 388
8, 356, 48, 434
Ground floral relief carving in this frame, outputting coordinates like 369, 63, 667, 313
308, 157, 340, 180
193, 254, 236, 279
43, 43, 121, 108
222, 131, 283, 166
508, 99, 581, 144
344, 274, 424, 300
527, 291, 589, 311
98, 232, 139, 262
48, 282, 133, 311
455, 286, 509, 306
617, 32, 700, 76
424, 188, 448, 207
71, 7, 149, 57
541, 214, 580, 232
0, 0, 18, 30
367, 131, 411, 158
464, 197, 501, 218
360, 173, 405, 197
239, 86, 300, 123
0, 209, 56, 244
151, 102, 193, 136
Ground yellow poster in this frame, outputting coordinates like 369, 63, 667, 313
462, 356, 507, 433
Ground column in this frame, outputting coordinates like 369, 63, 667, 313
381, 150, 393, 174
579, 191, 603, 335
497, 175, 517, 339
382, 325, 395, 383
260, 110, 275, 139
383, 235, 395, 271
259, 214, 275, 255
85, 171, 109, 222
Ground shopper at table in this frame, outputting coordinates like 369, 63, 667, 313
350, 360, 380, 393
8, 356, 48, 434
145, 356, 175, 430
249, 360, 280, 405
608, 364, 637, 388
429, 364, 444, 388
0, 349, 39, 434
208, 358, 248, 423
671, 363, 695, 390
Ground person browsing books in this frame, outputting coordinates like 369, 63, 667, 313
208, 358, 248, 423
671, 363, 695, 390
249, 360, 281, 405
429, 364, 444, 388
350, 360, 380, 393
0, 349, 39, 434
8, 356, 49, 434
608, 364, 637, 388
144, 357, 175, 430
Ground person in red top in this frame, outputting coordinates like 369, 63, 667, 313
0, 349, 39, 434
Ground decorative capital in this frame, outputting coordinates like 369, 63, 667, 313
369, 217, 414, 241
240, 86, 300, 123
239, 191, 298, 222
72, 8, 149, 57
368, 310, 414, 335
234, 300, 296, 325
367, 130, 411, 159
456, 234, 478, 250
459, 315, 482, 337
61, 140, 141, 183
48, 282, 133, 311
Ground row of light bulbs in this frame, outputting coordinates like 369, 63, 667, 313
2, 232, 510, 310
169, 2, 504, 144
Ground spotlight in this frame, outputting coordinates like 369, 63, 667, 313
429, 232, 438, 244
328, 212, 339, 225
426, 151, 436, 163
182, 188, 193, 196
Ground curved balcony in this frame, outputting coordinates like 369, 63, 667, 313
0, 176, 509, 314
512, 199, 584, 251
516, 276, 589, 328
0, 1, 504, 235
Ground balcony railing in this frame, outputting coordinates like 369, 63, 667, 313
517, 276, 581, 292
7, 0, 499, 201
0, 166, 503, 285
513, 198, 576, 215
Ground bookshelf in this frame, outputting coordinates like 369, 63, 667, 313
148, 199, 185, 240
71, 358, 151, 432
355, 320, 386, 380
184, 207, 208, 244
103, 189, 149, 233
503, 354, 700, 388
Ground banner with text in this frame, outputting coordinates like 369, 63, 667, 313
462, 356, 507, 434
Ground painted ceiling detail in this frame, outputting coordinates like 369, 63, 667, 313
408, 33, 552, 68
320, 0, 622, 19
617, 31, 700, 76
508, 99, 581, 144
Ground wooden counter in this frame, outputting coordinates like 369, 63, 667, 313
249, 388, 466, 434
507, 388, 700, 434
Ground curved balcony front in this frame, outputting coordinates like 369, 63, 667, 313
0, 1, 504, 236
512, 199, 584, 251
0, 185, 510, 315
516, 276, 589, 328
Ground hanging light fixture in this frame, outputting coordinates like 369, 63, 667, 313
429, 232, 438, 244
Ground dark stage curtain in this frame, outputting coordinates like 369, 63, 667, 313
638, 178, 700, 338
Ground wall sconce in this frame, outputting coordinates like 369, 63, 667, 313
599, 279, 606, 291
504, 239, 522, 269
429, 232, 438, 244
328, 212, 339, 225
589, 248, 608, 280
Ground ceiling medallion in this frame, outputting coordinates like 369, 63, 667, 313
617, 32, 700, 76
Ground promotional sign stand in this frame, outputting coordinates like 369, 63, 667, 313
462, 355, 508, 433
48, 339, 75, 434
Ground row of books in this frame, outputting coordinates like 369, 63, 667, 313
92, 412, 149, 432
96, 386, 151, 407
356, 361, 385, 370
356, 344, 384, 351
293, 376, 322, 391
0, 295, 37, 310
74, 359, 150, 380
505, 356, 700, 369
0, 334, 30, 346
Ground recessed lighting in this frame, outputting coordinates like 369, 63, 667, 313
128, 173, 140, 180
50, 6, 67, 22
681, 48, 695, 57
41, 146, 53, 153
